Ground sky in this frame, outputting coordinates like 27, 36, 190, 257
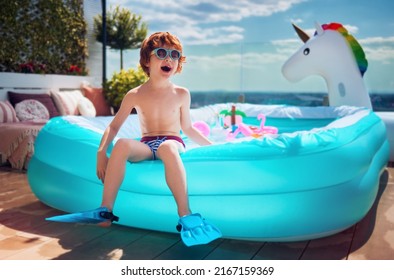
106, 0, 394, 94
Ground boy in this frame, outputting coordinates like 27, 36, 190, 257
95, 32, 222, 246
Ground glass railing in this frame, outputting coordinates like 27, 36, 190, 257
107, 41, 394, 110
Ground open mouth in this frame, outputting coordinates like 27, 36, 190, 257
161, 66, 171, 72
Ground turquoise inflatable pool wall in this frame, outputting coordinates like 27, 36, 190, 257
28, 104, 389, 241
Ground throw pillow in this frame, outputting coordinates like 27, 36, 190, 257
78, 97, 96, 117
8, 91, 60, 118
51, 90, 84, 115
15, 99, 50, 122
81, 86, 112, 116
0, 100, 19, 123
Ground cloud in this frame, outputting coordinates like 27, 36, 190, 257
358, 36, 394, 62
108, 0, 305, 45
185, 49, 288, 72
186, 53, 241, 70
343, 24, 358, 34
188, 0, 305, 23
363, 46, 394, 63
242, 52, 289, 68
290, 18, 303, 24
360, 36, 394, 44
271, 38, 303, 58
181, 26, 245, 45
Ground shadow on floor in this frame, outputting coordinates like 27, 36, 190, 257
0, 169, 390, 260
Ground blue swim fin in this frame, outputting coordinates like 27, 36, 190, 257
177, 213, 222, 247
46, 207, 119, 224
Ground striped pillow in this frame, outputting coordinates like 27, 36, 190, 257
0, 100, 19, 123
51, 90, 84, 115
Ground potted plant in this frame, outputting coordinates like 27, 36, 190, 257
104, 67, 147, 111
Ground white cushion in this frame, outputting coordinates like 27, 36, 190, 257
78, 97, 96, 117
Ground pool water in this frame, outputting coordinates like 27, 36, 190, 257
240, 116, 336, 133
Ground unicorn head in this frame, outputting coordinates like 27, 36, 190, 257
282, 22, 372, 109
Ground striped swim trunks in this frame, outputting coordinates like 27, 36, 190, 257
140, 135, 186, 160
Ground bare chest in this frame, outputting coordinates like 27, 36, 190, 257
135, 93, 182, 132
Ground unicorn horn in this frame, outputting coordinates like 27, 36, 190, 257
292, 23, 310, 43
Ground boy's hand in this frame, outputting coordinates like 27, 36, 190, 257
97, 151, 108, 183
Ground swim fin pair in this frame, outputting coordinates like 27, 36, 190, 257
46, 209, 222, 246
177, 213, 222, 247
46, 207, 119, 224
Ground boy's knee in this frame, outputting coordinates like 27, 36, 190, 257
157, 141, 178, 156
113, 139, 129, 151
112, 139, 133, 158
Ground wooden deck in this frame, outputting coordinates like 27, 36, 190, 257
1, 165, 393, 260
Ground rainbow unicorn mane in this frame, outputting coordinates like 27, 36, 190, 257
320, 23, 368, 76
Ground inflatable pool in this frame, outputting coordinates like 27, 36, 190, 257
27, 103, 389, 241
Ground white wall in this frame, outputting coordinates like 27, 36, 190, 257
0, 73, 95, 100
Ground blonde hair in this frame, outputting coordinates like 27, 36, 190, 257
139, 32, 186, 76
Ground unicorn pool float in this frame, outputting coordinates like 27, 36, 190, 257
28, 22, 390, 242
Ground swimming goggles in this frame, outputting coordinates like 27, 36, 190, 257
152, 48, 182, 61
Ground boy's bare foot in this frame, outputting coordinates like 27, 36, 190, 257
97, 220, 112, 227
97, 207, 118, 227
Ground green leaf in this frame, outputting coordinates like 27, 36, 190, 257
219, 109, 247, 117
0, 0, 87, 75
104, 66, 148, 109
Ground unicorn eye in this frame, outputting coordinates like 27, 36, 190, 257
303, 48, 310, 55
